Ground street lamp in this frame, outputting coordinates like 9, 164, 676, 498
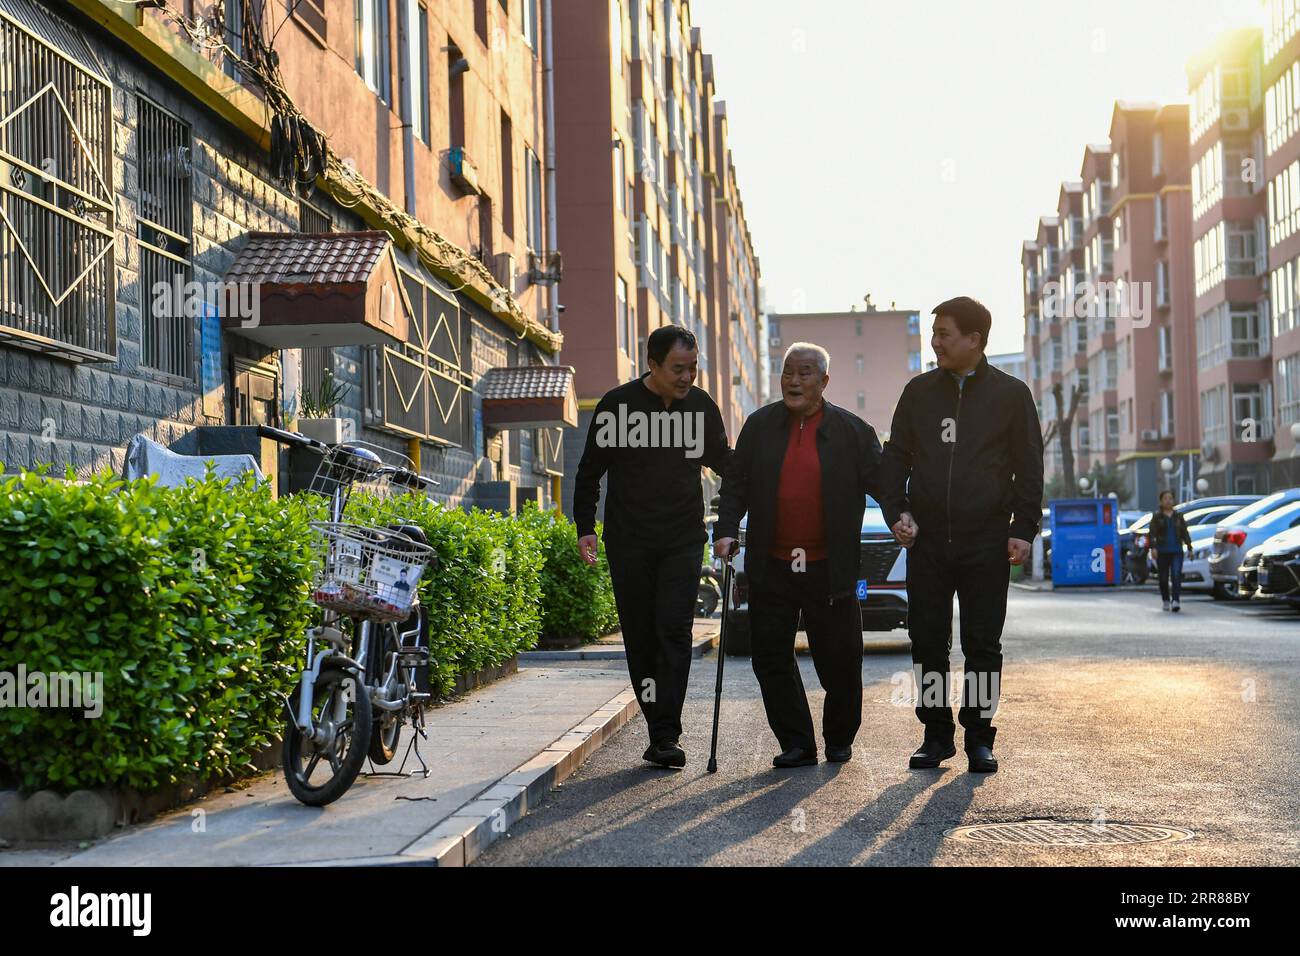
1159, 456, 1183, 503
1160, 454, 1199, 502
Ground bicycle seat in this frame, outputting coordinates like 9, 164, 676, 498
387, 523, 428, 547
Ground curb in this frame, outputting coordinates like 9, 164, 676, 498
289, 685, 641, 867
520, 632, 718, 662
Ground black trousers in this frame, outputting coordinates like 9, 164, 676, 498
604, 539, 701, 745
905, 535, 1009, 750
749, 557, 863, 753
1155, 550, 1184, 603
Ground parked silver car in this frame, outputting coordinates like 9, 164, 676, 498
1249, 526, 1300, 605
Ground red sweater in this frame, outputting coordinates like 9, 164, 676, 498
769, 404, 826, 561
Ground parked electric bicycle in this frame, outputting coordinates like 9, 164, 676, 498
257, 425, 439, 807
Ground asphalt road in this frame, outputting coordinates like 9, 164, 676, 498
476, 587, 1300, 866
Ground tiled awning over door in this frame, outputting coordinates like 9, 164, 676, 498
221, 231, 408, 347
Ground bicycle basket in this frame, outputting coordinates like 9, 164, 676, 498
310, 522, 434, 624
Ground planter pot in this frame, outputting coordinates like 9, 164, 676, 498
296, 417, 353, 445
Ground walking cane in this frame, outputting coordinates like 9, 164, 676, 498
706, 545, 737, 773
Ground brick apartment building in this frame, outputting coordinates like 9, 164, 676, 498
765, 306, 923, 439
1023, 102, 1199, 508
1263, 2, 1300, 488
551, 0, 762, 517
1188, 27, 1272, 495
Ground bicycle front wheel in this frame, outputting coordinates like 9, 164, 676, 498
283, 669, 372, 807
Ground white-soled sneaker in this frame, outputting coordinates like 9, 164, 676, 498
1162, 600, 1170, 611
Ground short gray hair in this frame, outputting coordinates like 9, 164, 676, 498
782, 341, 830, 375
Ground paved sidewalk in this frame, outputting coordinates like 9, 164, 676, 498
520, 619, 720, 661
0, 660, 635, 867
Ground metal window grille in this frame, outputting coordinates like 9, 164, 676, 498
301, 345, 334, 405
298, 197, 332, 233
0, 0, 115, 359
136, 94, 194, 379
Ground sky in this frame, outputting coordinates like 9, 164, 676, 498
687, 0, 1267, 362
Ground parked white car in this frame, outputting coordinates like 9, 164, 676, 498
1209, 492, 1300, 598
1180, 526, 1221, 592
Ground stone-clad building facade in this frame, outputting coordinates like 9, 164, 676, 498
0, 0, 570, 512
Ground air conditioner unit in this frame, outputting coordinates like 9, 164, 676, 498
1201, 440, 1219, 461
1222, 107, 1249, 131
1140, 428, 1161, 441
448, 146, 481, 195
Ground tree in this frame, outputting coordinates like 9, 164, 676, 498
1048, 381, 1087, 491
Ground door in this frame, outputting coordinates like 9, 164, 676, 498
232, 356, 280, 426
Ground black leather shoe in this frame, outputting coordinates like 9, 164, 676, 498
908, 734, 957, 769
966, 744, 998, 773
642, 739, 686, 768
825, 745, 852, 763
772, 747, 818, 768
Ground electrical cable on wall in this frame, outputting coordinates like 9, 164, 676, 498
154, 0, 560, 351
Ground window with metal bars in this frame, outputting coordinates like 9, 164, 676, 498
296, 195, 334, 403
298, 197, 332, 233
0, 0, 116, 360
136, 94, 194, 379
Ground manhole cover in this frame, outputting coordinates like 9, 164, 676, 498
944, 821, 1193, 846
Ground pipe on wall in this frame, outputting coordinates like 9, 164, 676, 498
542, 0, 560, 336
396, 0, 418, 217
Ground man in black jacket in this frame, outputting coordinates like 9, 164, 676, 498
879, 297, 1043, 774
714, 342, 890, 767
573, 325, 731, 769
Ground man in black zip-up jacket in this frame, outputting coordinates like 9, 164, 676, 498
714, 343, 891, 766
879, 297, 1043, 774
573, 325, 731, 769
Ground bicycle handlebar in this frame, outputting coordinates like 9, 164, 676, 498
256, 424, 329, 454
378, 466, 440, 490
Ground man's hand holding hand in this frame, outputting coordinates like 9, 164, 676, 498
577, 534, 599, 566
891, 512, 918, 548
1007, 537, 1031, 565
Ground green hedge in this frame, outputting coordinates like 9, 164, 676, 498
518, 502, 620, 642
0, 470, 549, 794
0, 470, 317, 793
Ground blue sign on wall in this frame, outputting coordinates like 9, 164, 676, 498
200, 301, 222, 419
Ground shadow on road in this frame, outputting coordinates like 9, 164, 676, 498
517, 763, 845, 865
780, 767, 985, 866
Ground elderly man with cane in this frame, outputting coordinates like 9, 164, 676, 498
713, 342, 892, 767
